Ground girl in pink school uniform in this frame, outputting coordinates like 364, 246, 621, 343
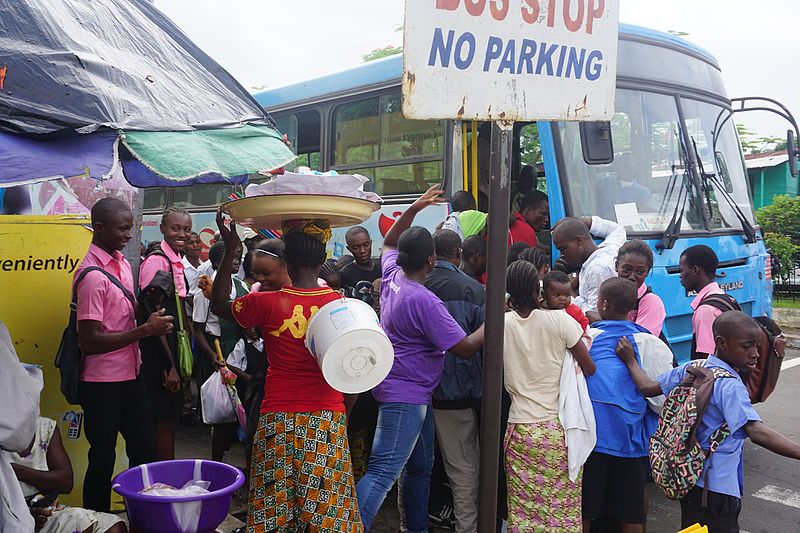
616, 240, 666, 337
138, 206, 193, 461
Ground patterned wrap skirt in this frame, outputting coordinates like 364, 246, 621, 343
247, 411, 363, 532
504, 419, 582, 532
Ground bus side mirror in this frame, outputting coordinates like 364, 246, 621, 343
787, 129, 799, 178
580, 121, 614, 165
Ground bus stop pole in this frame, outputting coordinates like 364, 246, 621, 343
477, 120, 513, 533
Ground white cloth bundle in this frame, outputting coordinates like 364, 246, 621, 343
245, 170, 382, 203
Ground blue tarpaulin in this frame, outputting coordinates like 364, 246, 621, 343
0, 0, 294, 188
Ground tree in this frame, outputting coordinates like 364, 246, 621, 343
362, 24, 403, 63
736, 123, 783, 154
362, 45, 402, 63
756, 194, 800, 281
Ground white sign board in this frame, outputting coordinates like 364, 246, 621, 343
402, 0, 620, 122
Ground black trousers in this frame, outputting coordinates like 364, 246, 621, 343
79, 378, 157, 512
681, 485, 742, 533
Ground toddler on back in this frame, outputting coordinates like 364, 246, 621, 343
541, 270, 588, 332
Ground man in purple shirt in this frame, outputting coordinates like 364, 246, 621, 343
356, 186, 485, 533
76, 198, 173, 511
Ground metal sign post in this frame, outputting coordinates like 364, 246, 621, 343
401, 2, 621, 531
477, 120, 513, 532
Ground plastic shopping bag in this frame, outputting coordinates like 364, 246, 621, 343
200, 371, 235, 424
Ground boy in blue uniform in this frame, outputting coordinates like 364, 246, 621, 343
617, 311, 800, 532
582, 277, 652, 532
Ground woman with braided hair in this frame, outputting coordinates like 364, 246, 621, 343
503, 260, 594, 532
355, 186, 485, 533
210, 211, 362, 532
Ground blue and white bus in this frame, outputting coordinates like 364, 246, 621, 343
144, 24, 774, 362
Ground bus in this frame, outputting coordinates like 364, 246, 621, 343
142, 24, 774, 362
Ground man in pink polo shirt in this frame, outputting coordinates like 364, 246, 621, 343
679, 244, 735, 359
76, 198, 173, 512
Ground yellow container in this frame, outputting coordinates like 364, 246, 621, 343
678, 524, 708, 533
0, 215, 127, 507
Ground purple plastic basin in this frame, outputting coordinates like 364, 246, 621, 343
112, 459, 244, 533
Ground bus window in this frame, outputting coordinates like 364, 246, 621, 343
379, 94, 442, 160
559, 89, 704, 233
274, 114, 298, 155
332, 93, 444, 195
518, 123, 545, 192
143, 188, 166, 211
680, 97, 754, 230
274, 109, 322, 171
172, 183, 234, 209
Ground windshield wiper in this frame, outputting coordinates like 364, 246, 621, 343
657, 127, 694, 251
692, 137, 757, 243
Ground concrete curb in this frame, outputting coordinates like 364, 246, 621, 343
772, 308, 800, 348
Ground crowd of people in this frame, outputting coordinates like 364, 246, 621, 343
4, 184, 800, 533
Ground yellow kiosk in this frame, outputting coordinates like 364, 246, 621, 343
0, 214, 128, 507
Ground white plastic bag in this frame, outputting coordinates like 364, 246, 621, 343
139, 479, 211, 497
200, 371, 235, 424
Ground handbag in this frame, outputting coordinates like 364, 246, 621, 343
174, 285, 193, 378
55, 266, 137, 405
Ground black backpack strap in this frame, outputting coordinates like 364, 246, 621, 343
144, 248, 187, 297
632, 286, 653, 313
691, 293, 740, 360
697, 293, 741, 313
74, 266, 137, 312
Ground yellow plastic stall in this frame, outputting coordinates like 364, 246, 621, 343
0, 215, 127, 507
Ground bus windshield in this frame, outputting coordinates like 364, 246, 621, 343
557, 88, 754, 234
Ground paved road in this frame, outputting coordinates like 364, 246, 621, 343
612, 347, 800, 533
176, 348, 800, 532
373, 347, 800, 533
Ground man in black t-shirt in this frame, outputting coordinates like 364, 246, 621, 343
339, 226, 382, 296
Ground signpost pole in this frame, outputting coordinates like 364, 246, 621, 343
477, 119, 513, 533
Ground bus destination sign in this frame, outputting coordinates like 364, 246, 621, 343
402, 0, 620, 122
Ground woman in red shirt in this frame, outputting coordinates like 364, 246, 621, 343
210, 212, 362, 532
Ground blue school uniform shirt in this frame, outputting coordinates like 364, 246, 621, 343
586, 320, 650, 458
657, 356, 761, 498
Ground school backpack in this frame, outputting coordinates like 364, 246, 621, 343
691, 292, 786, 403
747, 316, 786, 404
55, 267, 137, 405
649, 360, 734, 503
690, 293, 741, 360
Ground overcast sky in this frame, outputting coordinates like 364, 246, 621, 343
155, 0, 799, 139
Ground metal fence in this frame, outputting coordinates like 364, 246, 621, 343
774, 259, 800, 302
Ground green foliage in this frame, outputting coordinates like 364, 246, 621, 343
774, 298, 800, 309
756, 195, 800, 280
519, 124, 541, 168
763, 232, 798, 281
362, 45, 402, 63
736, 123, 784, 154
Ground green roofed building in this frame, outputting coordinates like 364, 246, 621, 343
745, 150, 799, 209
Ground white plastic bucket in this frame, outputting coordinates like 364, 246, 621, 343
305, 298, 394, 393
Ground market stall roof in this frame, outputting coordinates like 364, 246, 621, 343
0, 0, 294, 187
